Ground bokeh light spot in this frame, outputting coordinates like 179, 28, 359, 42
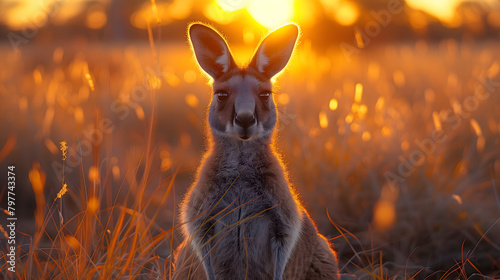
89, 166, 99, 182
86, 9, 107, 29
319, 111, 329, 128
185, 93, 199, 108
329, 98, 338, 111
335, 2, 359, 26
362, 131, 371, 142
278, 93, 290, 105
184, 70, 197, 83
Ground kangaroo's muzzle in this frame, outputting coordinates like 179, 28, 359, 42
234, 111, 257, 140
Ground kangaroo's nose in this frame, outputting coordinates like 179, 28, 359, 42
235, 112, 256, 128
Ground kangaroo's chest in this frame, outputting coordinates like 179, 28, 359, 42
197, 155, 286, 245
211, 177, 275, 223
209, 179, 275, 262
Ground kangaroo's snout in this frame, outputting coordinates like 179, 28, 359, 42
235, 112, 256, 128
234, 111, 256, 140
233, 91, 257, 139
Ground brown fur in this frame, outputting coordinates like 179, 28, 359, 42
174, 212, 339, 280
173, 23, 339, 280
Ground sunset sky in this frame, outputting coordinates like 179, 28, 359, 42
1, 0, 498, 33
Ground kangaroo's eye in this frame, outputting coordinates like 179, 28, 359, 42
259, 91, 271, 102
215, 91, 229, 102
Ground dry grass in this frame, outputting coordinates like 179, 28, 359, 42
1, 36, 500, 279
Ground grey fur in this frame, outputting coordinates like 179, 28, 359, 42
174, 23, 339, 280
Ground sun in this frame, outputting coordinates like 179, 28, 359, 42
247, 0, 295, 28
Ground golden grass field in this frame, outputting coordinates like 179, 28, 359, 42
1, 35, 500, 279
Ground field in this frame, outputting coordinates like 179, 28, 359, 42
1, 35, 500, 279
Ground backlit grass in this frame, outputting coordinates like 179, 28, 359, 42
1, 37, 500, 279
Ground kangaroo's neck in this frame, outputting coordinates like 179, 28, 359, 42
211, 135, 274, 167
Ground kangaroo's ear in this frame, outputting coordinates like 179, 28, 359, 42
250, 24, 299, 79
189, 23, 236, 79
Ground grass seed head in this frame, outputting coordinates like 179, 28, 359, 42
60, 140, 68, 160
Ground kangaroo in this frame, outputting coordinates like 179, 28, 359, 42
173, 23, 339, 280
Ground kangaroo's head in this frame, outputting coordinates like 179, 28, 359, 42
188, 23, 299, 142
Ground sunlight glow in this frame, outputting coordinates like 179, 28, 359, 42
2, 0, 54, 29
204, 1, 239, 24
131, 0, 191, 29
406, 0, 459, 22
52, 2, 85, 26
247, 0, 294, 28
216, 0, 248, 12
243, 27, 256, 44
